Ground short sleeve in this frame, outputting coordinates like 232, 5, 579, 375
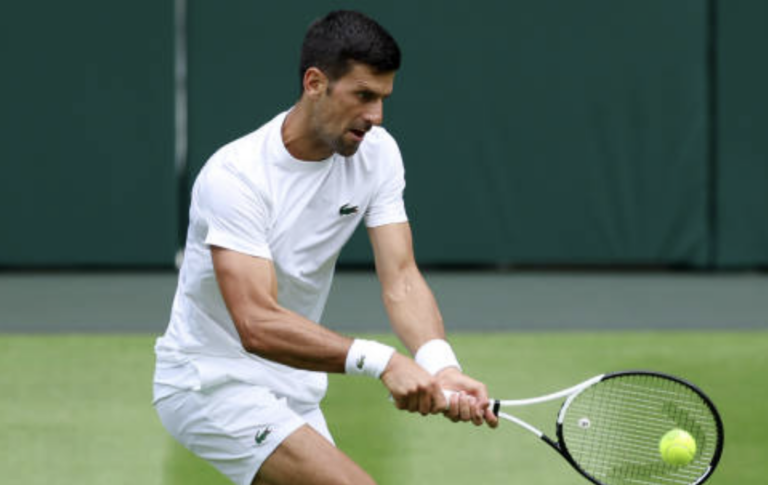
365, 134, 409, 228
195, 161, 273, 260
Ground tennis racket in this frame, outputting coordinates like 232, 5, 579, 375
451, 370, 724, 485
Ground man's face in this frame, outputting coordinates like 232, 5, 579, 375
310, 62, 395, 157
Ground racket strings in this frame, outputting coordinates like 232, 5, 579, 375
560, 374, 720, 485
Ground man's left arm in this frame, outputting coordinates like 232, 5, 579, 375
368, 222, 498, 428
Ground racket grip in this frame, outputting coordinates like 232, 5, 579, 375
441, 389, 456, 410
443, 390, 501, 416
389, 389, 455, 409
389, 390, 491, 412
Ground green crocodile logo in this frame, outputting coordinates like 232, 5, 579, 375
339, 203, 359, 216
255, 427, 272, 445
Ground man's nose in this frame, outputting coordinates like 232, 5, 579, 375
363, 99, 383, 126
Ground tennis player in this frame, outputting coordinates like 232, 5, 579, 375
153, 10, 498, 485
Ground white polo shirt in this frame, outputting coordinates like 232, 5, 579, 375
153, 110, 408, 411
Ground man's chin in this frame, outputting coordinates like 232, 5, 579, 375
334, 141, 362, 157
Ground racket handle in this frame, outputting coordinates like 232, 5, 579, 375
442, 389, 455, 410
443, 390, 501, 416
390, 390, 493, 413
389, 389, 455, 410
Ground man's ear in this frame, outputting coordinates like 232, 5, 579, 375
303, 67, 329, 98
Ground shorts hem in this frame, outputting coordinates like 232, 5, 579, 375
238, 415, 305, 485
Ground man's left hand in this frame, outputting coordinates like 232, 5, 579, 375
436, 367, 499, 428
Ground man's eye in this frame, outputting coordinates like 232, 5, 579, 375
357, 91, 374, 101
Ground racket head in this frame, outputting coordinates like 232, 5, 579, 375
555, 371, 724, 485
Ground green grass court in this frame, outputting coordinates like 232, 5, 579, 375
1, 331, 766, 485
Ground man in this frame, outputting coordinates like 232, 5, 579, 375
153, 10, 498, 485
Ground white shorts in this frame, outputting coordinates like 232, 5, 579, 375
154, 381, 334, 485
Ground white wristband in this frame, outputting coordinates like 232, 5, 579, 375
414, 339, 461, 375
345, 339, 396, 379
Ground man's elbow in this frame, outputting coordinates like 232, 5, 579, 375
236, 312, 279, 356
240, 333, 264, 355
381, 267, 418, 305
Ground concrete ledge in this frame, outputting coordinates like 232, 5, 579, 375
1, 271, 766, 333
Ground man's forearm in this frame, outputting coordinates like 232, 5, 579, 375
380, 265, 446, 355
235, 304, 353, 372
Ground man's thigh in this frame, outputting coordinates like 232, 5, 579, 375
254, 424, 376, 485
155, 381, 311, 485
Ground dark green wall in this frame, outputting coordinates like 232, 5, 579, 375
2, 1, 766, 269
0, 2, 176, 266
187, 1, 712, 267
387, 1, 710, 267
716, 0, 768, 268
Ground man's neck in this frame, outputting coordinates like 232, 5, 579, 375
282, 103, 333, 161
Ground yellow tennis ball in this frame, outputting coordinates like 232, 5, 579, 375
659, 429, 697, 466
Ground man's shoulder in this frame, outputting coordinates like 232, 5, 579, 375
201, 111, 288, 182
195, 113, 287, 197
219, 111, 286, 158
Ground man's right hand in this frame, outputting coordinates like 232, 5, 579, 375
380, 353, 447, 416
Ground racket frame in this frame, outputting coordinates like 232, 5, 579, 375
491, 370, 724, 485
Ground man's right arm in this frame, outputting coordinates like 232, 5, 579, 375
211, 245, 442, 414
211, 245, 351, 372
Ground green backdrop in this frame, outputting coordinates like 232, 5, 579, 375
715, 0, 768, 267
0, 1, 176, 266
186, 0, 711, 267
1, 1, 766, 269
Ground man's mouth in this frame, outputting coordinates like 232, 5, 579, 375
348, 128, 368, 142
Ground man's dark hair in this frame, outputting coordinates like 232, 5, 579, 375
299, 10, 401, 92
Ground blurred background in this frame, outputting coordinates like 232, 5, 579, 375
1, 1, 766, 484
1, 0, 766, 270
